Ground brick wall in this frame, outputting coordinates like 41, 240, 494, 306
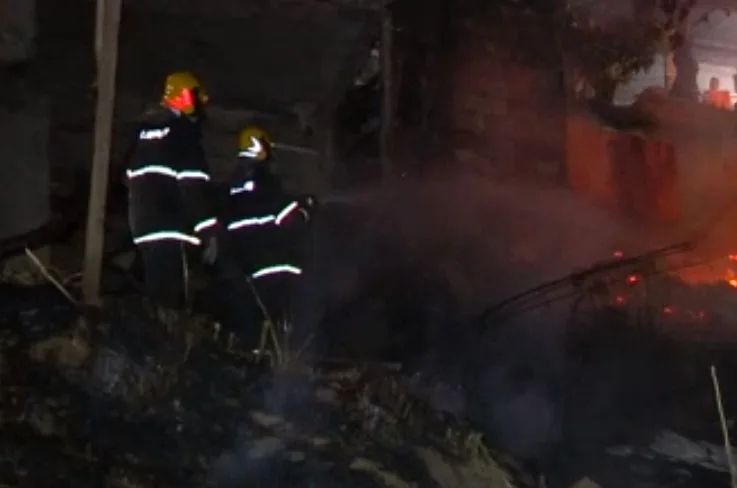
635, 92, 737, 225
565, 92, 737, 226
447, 22, 566, 183
565, 111, 680, 224
566, 112, 619, 209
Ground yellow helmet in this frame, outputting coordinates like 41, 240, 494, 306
238, 126, 273, 161
162, 71, 209, 115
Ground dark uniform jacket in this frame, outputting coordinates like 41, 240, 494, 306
225, 167, 310, 279
125, 106, 218, 246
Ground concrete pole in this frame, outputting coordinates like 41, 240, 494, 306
82, 0, 122, 306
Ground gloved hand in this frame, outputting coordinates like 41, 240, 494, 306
300, 195, 317, 209
202, 235, 218, 265
298, 195, 317, 221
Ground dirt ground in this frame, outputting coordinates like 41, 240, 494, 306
0, 284, 533, 488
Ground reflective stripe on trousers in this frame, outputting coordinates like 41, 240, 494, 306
252, 264, 302, 279
133, 230, 200, 246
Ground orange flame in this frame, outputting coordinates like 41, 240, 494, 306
726, 268, 737, 288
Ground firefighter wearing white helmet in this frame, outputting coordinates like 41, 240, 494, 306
222, 125, 314, 341
124, 71, 220, 320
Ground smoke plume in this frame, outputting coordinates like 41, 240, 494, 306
210, 169, 693, 483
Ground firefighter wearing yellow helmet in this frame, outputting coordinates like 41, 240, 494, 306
124, 71, 220, 323
220, 125, 314, 345
162, 71, 209, 116
238, 126, 272, 161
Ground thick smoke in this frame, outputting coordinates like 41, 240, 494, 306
307, 172, 648, 330
209, 170, 687, 483
294, 172, 657, 460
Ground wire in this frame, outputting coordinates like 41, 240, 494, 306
476, 195, 737, 331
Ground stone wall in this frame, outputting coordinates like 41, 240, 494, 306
446, 21, 565, 183
0, 0, 35, 62
0, 101, 50, 241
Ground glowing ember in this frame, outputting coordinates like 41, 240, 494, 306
626, 274, 640, 284
726, 268, 737, 288
614, 295, 626, 304
663, 305, 673, 314
613, 250, 623, 258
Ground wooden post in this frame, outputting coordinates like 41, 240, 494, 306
379, 7, 394, 182
82, 0, 122, 306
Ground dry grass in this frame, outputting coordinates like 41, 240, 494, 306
711, 365, 737, 488
244, 279, 313, 370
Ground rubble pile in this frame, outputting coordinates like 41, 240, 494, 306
0, 284, 532, 488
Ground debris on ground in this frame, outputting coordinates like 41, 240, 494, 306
0, 283, 533, 487
609, 430, 737, 473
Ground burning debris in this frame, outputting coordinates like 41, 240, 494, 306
476, 236, 737, 346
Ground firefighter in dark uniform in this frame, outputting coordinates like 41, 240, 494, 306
125, 71, 220, 321
225, 125, 314, 334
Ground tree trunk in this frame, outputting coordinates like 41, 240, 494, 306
664, 50, 676, 91
669, 40, 700, 100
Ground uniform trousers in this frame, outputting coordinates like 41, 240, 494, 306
137, 240, 188, 310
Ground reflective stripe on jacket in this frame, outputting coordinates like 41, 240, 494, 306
126, 106, 218, 245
